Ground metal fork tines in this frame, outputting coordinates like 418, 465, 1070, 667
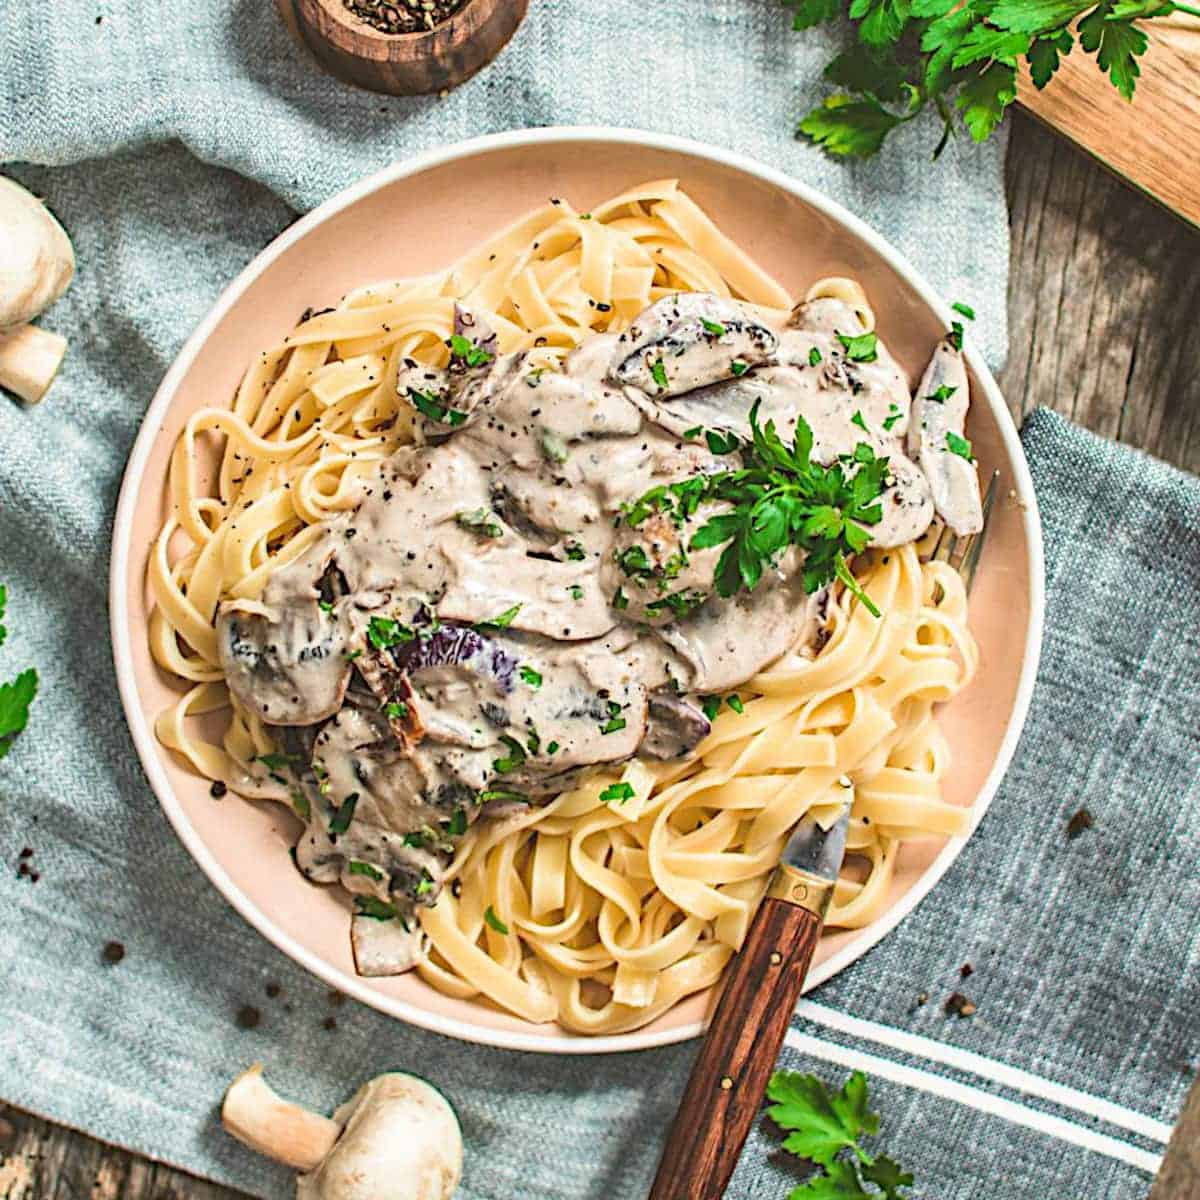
929, 469, 1000, 592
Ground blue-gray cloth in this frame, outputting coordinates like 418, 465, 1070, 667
2, 3, 1196, 1198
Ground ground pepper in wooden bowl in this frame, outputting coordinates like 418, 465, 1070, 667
343, 0, 467, 34
284, 0, 528, 95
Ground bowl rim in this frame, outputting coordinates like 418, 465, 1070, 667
109, 125, 1045, 1055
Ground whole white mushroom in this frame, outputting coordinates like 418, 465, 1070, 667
222, 1064, 463, 1200
0, 176, 75, 404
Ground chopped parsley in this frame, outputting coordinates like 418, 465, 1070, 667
927, 385, 957, 404
492, 735, 527, 774
650, 358, 669, 390
882, 405, 902, 432
474, 604, 521, 633
457, 509, 503, 538
702, 695, 723, 721
612, 587, 629, 611
948, 321, 965, 352
519, 665, 543, 688
367, 616, 415, 650
568, 584, 584, 601
447, 808, 468, 837
415, 875, 434, 896
546, 741, 560, 755
600, 781, 636, 805
945, 431, 975, 462
809, 346, 823, 366
851, 411, 869, 433
348, 860, 384, 882
564, 542, 586, 561
328, 793, 359, 835
683, 425, 703, 440
317, 599, 334, 613
600, 701, 627, 735
408, 387, 467, 427
255, 752, 295, 772
726, 694, 745, 715
292, 792, 311, 821
477, 787, 533, 804
539, 429, 569, 464
354, 896, 399, 921
384, 701, 408, 720
730, 359, 750, 377
837, 331, 878, 363
484, 905, 510, 934
706, 428, 740, 456
700, 318, 727, 337
448, 333, 493, 367
952, 301, 976, 322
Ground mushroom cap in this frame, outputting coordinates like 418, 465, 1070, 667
296, 1073, 462, 1200
0, 176, 75, 330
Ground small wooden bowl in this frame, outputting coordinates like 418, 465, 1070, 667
287, 0, 528, 95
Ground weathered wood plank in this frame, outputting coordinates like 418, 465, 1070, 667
1001, 112, 1200, 476
2, 113, 1198, 1200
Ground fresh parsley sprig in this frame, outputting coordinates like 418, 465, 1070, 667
767, 1069, 914, 1198
789, 1, 1200, 159
625, 402, 886, 616
0, 585, 38, 761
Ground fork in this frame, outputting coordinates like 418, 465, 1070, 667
929, 468, 1000, 590
646, 467, 1001, 1200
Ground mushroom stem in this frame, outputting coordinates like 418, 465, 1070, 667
221, 1063, 341, 1172
0, 322, 67, 404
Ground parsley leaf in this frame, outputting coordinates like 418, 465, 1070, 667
354, 896, 399, 921
408, 387, 467, 427
837, 331, 879, 363
367, 616, 415, 650
768, 1070, 912, 1198
701, 695, 723, 721
328, 793, 359, 835
768, 1071, 876, 1166
474, 604, 522, 633
600, 781, 636, 804
809, 346, 823, 366
700, 318, 727, 337
492, 735, 527, 774
946, 431, 975, 461
448, 333, 493, 368
0, 585, 37, 761
650, 358, 669, 390
348, 860, 384, 882
799, 94, 904, 159
483, 905, 510, 934
519, 665, 543, 688
457, 509, 503, 538
785, 0, 841, 30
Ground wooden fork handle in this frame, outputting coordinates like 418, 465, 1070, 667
648, 896, 823, 1200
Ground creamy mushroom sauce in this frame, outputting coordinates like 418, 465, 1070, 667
216, 292, 980, 972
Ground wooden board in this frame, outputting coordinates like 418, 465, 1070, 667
1017, 15, 1200, 229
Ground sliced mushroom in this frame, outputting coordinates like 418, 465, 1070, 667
641, 691, 711, 760
222, 1065, 462, 1200
908, 337, 983, 536
0, 176, 74, 404
609, 293, 777, 397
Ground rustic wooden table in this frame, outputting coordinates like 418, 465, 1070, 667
0, 112, 1197, 1199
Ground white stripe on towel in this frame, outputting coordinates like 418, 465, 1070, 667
782, 1029, 1163, 1176
795, 1001, 1174, 1146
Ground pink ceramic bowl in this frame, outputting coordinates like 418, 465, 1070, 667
110, 128, 1044, 1053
